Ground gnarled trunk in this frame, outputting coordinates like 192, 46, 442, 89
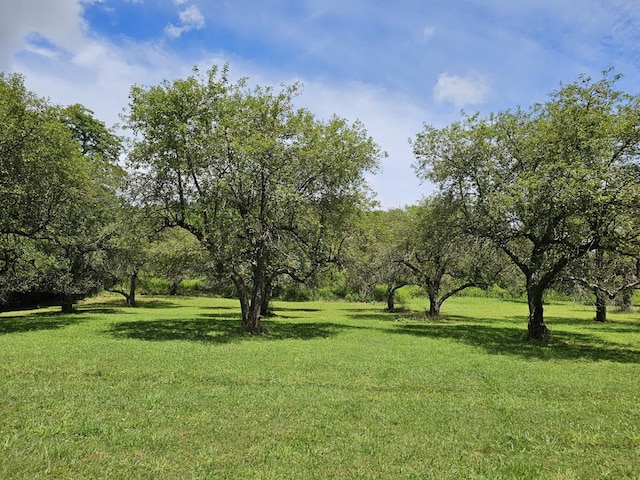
593, 287, 608, 322
427, 283, 441, 317
385, 282, 408, 313
386, 284, 396, 313
527, 283, 549, 341
233, 251, 268, 333
260, 276, 274, 317
619, 288, 633, 312
127, 268, 137, 307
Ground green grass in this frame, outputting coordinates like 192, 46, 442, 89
1, 295, 639, 479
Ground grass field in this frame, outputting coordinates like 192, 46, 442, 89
1, 294, 639, 479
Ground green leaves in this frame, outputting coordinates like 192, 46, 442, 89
0, 73, 125, 309
413, 71, 640, 332
123, 64, 383, 327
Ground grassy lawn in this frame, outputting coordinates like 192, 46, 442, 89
1, 295, 639, 479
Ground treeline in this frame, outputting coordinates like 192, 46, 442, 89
1, 67, 639, 340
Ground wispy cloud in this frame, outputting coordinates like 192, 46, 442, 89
165, 4, 205, 39
6, 0, 640, 208
433, 73, 491, 108
420, 25, 435, 44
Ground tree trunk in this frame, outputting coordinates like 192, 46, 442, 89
247, 289, 262, 332
61, 295, 75, 313
169, 281, 179, 296
386, 284, 395, 312
234, 253, 267, 333
527, 283, 549, 341
127, 268, 137, 307
236, 281, 251, 331
593, 288, 608, 322
619, 288, 634, 312
261, 276, 273, 317
427, 286, 440, 317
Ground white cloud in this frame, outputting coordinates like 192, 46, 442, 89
165, 4, 205, 39
3, 0, 433, 208
0, 0, 85, 70
433, 73, 490, 107
295, 80, 433, 207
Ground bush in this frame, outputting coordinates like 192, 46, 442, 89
138, 276, 171, 295
177, 278, 206, 296
277, 284, 312, 302
372, 284, 387, 302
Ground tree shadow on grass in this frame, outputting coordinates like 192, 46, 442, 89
391, 321, 640, 363
272, 306, 321, 313
106, 313, 357, 344
0, 311, 86, 335
344, 307, 639, 363
74, 297, 181, 313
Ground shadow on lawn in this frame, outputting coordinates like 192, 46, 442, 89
391, 320, 640, 364
0, 298, 184, 335
0, 311, 86, 335
107, 313, 355, 344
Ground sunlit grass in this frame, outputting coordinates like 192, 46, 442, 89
1, 295, 638, 479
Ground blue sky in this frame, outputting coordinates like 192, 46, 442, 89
2, 0, 640, 208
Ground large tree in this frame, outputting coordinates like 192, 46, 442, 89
341, 208, 415, 311
125, 65, 382, 332
565, 249, 640, 323
146, 227, 208, 296
402, 195, 502, 317
0, 73, 82, 241
413, 71, 640, 340
0, 73, 124, 311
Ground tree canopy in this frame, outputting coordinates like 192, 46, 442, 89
0, 73, 124, 311
124, 65, 383, 331
413, 70, 640, 340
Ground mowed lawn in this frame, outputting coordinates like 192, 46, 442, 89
1, 294, 638, 479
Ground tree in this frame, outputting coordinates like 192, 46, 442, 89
565, 250, 640, 322
413, 71, 640, 340
345, 208, 415, 311
0, 73, 82, 241
125, 65, 383, 332
0, 73, 124, 312
147, 227, 208, 296
53, 104, 125, 311
402, 195, 502, 317
102, 206, 156, 307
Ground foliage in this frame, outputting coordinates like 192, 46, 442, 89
125, 64, 383, 331
0, 73, 124, 311
146, 228, 209, 295
413, 70, 640, 340
343, 208, 415, 311
563, 249, 640, 321
402, 194, 505, 316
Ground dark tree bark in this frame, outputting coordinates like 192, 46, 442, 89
619, 288, 634, 312
261, 275, 274, 317
61, 295, 75, 313
232, 252, 268, 333
427, 286, 441, 317
594, 287, 607, 322
385, 283, 407, 313
127, 268, 137, 307
386, 285, 396, 313
526, 281, 549, 341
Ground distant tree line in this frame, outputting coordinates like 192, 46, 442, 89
1, 67, 639, 340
